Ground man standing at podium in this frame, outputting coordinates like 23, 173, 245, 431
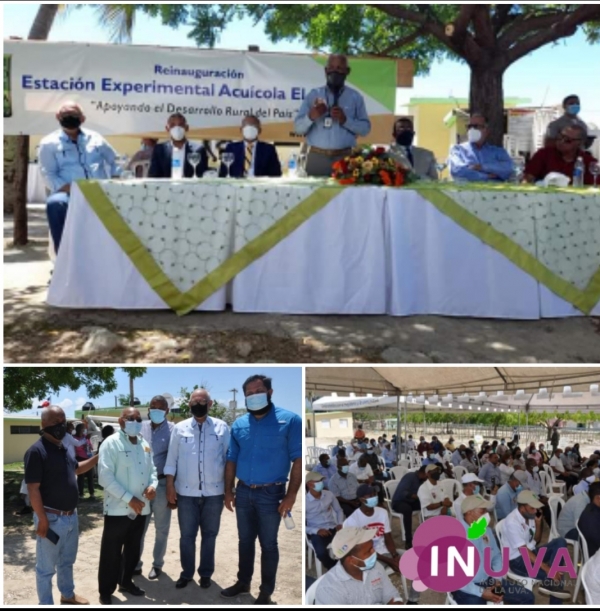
295, 55, 371, 177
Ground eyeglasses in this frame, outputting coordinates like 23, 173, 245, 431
468, 124, 487, 130
558, 135, 582, 144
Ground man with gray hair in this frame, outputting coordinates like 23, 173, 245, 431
24, 406, 99, 605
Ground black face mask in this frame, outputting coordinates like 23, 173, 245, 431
190, 402, 209, 419
246, 399, 274, 418
60, 115, 82, 130
41, 422, 68, 441
326, 71, 347, 91
395, 131, 415, 147
431, 472, 442, 481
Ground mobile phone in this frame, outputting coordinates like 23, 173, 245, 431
536, 509, 542, 518
46, 528, 60, 545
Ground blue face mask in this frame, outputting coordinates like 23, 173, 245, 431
313, 482, 324, 493
354, 551, 378, 571
149, 409, 166, 425
325, 460, 331, 466
429, 454, 436, 460
341, 465, 350, 474
246, 393, 269, 412
515, 485, 524, 493
567, 104, 581, 116
364, 496, 378, 508
474, 485, 481, 495
124, 421, 142, 438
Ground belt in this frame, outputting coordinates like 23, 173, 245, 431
239, 480, 284, 489
309, 146, 352, 158
157, 474, 167, 480
44, 507, 76, 516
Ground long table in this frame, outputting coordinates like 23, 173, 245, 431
47, 179, 600, 319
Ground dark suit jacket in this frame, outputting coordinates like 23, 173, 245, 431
148, 141, 209, 179
219, 141, 282, 179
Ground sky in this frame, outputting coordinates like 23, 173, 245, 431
3, 3, 600, 126
13, 366, 303, 418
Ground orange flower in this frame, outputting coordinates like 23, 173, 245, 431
379, 171, 392, 186
395, 171, 405, 187
338, 178, 356, 185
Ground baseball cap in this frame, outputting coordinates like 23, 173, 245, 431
513, 470, 528, 486
461, 473, 484, 485
425, 464, 440, 473
356, 484, 375, 498
331, 527, 376, 559
517, 490, 544, 508
461, 494, 493, 514
306, 472, 325, 483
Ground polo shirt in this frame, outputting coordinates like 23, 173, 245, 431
314, 559, 400, 605
550, 455, 566, 474
526, 147, 597, 185
349, 461, 374, 482
329, 472, 359, 501
24, 437, 80, 512
418, 479, 448, 518
502, 508, 537, 561
343, 507, 391, 555
226, 406, 302, 485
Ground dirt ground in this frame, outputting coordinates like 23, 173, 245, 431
4, 208, 600, 364
3, 480, 303, 606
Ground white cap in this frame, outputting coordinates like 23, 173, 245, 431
461, 473, 484, 485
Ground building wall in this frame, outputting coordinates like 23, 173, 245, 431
310, 411, 354, 439
4, 419, 40, 464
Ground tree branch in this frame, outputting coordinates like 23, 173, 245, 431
471, 4, 496, 48
451, 4, 478, 39
376, 26, 427, 56
493, 4, 515, 34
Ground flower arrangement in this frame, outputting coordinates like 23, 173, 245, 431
331, 145, 414, 186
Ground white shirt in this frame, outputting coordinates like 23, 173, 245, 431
550, 455, 565, 473
498, 463, 514, 485
63, 433, 89, 460
502, 508, 537, 560
418, 479, 449, 518
407, 439, 416, 451
349, 461, 374, 481
343, 507, 391, 555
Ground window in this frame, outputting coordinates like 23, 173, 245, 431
321, 420, 331, 429
339, 419, 349, 428
10, 426, 40, 435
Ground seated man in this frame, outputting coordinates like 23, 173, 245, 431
478, 453, 502, 493
460, 449, 479, 474
331, 440, 345, 458
453, 473, 497, 521
312, 453, 337, 488
524, 458, 551, 527
578, 482, 600, 557
382, 443, 397, 469
445, 437, 456, 452
549, 449, 579, 491
349, 454, 374, 485
418, 464, 453, 518
149, 113, 208, 179
546, 95, 589, 146
526, 125, 597, 185
450, 113, 514, 183
392, 117, 438, 180
504, 491, 570, 602
331, 447, 346, 468
451, 445, 466, 466
495, 471, 528, 521
314, 527, 403, 605
39, 101, 120, 253
328, 457, 361, 518
452, 495, 534, 605
557, 474, 591, 541
391, 466, 427, 550
572, 467, 597, 496
219, 115, 282, 179
128, 138, 159, 177
305, 472, 344, 571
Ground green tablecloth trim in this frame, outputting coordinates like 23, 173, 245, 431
78, 180, 344, 316
414, 187, 600, 315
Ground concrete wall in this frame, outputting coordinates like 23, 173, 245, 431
306, 411, 354, 439
4, 418, 40, 464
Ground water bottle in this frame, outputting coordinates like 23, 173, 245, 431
573, 157, 585, 188
172, 156, 184, 180
127, 508, 138, 520
283, 511, 296, 530
288, 154, 298, 179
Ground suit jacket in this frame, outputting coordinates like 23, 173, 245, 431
148, 141, 209, 179
410, 146, 439, 180
219, 140, 282, 179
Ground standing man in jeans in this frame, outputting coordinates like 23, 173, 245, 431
221, 375, 302, 605
165, 389, 230, 590
136, 395, 175, 580
24, 406, 99, 605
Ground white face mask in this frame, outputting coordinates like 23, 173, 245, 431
468, 128, 483, 144
170, 126, 186, 142
242, 125, 259, 142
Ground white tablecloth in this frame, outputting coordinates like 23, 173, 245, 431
27, 163, 47, 203
47, 182, 600, 318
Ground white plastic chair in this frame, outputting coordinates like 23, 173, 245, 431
130, 160, 150, 178
453, 465, 467, 481
305, 533, 323, 578
547, 496, 579, 570
543, 464, 566, 497
495, 520, 540, 592
539, 470, 563, 499
390, 466, 409, 481
305, 575, 325, 605
580, 560, 594, 604
383, 479, 421, 543
572, 523, 590, 602
439, 478, 461, 502
398, 459, 411, 469
378, 559, 409, 602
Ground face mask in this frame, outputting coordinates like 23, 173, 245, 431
354, 551, 378, 572
367, 450, 374, 455
501, 440, 505, 444
246, 393, 269, 412
60, 115, 82, 130
141, 144, 148, 151
190, 402, 209, 419
567, 104, 581, 116
326, 71, 347, 91
124, 421, 142, 437
533, 467, 539, 473
42, 422, 68, 441
242, 125, 259, 142
170, 126, 186, 142
395, 131, 415, 148
82, 429, 87, 436
468, 128, 483, 144
341, 466, 349, 474
474, 485, 481, 495
313, 482, 324, 493
431, 472, 442, 481
359, 466, 366, 471
149, 409, 166, 425
429, 454, 436, 460
364, 496, 378, 508
515, 485, 524, 493
523, 511, 537, 520
338, 441, 343, 447
325, 460, 331, 466
516, 455, 522, 460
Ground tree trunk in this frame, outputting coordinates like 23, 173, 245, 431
129, 376, 135, 406
13, 135, 29, 245
469, 65, 506, 147
28, 4, 60, 40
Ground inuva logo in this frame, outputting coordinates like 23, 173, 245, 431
399, 515, 576, 594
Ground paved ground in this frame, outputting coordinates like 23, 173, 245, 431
4, 207, 600, 364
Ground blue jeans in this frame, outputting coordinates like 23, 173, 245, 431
453, 578, 534, 605
34, 512, 79, 605
177, 494, 224, 580
309, 529, 337, 570
235, 482, 285, 595
46, 193, 70, 253
510, 537, 568, 605
137, 479, 172, 570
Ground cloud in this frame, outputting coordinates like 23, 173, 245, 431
58, 399, 74, 409
76, 397, 87, 407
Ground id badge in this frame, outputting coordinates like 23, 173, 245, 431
324, 117, 333, 129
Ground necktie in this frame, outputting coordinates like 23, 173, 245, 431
245, 143, 254, 177
405, 146, 415, 169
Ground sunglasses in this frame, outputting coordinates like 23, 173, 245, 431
124, 417, 143, 423
559, 135, 582, 144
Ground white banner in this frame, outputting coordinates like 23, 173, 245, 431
3, 40, 396, 141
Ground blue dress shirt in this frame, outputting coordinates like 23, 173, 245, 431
306, 490, 345, 535
141, 419, 174, 477
227, 406, 302, 486
495, 482, 518, 521
39, 128, 119, 194
294, 86, 371, 150
312, 463, 337, 488
450, 142, 514, 183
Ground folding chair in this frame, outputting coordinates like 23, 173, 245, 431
572, 524, 590, 602
495, 520, 540, 592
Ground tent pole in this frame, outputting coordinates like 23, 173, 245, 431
518, 408, 521, 445
396, 395, 401, 462
404, 400, 408, 460
526, 407, 529, 445
312, 397, 316, 448
423, 406, 426, 436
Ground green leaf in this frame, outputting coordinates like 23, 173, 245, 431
467, 516, 487, 540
